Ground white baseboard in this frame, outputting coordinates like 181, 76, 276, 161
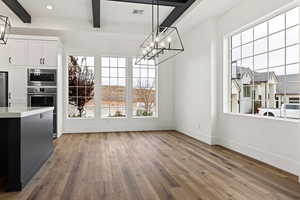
216, 137, 300, 180
62, 128, 174, 134
175, 128, 213, 145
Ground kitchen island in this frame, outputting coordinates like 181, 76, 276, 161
0, 107, 54, 191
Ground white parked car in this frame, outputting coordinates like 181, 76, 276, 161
258, 104, 300, 119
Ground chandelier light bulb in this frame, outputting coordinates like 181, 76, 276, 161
46, 4, 54, 10
135, 0, 184, 65
0, 26, 4, 34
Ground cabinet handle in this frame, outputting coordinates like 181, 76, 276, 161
43, 58, 45, 65
40, 58, 42, 65
9, 57, 11, 64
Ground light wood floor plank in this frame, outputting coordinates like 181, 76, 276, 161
0, 131, 299, 200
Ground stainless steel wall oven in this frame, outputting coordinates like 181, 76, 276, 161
28, 69, 56, 86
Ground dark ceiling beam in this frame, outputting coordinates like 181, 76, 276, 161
160, 0, 196, 27
92, 0, 100, 28
2, 0, 31, 23
108, 0, 187, 7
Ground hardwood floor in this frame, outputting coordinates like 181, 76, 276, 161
0, 131, 299, 200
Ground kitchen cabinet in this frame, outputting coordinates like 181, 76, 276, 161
0, 44, 8, 66
9, 40, 28, 66
28, 41, 58, 67
8, 68, 27, 107
0, 39, 27, 66
0, 108, 54, 191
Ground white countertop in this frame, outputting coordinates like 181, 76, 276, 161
0, 107, 54, 118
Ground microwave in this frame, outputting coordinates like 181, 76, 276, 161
28, 69, 56, 86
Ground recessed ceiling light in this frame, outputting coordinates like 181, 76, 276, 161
46, 4, 53, 10
133, 9, 144, 15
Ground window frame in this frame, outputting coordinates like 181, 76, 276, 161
225, 3, 300, 122
100, 56, 129, 119
66, 55, 97, 119
65, 55, 159, 120
132, 58, 159, 118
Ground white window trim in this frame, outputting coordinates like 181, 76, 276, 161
65, 54, 159, 120
132, 57, 159, 118
223, 1, 300, 122
65, 55, 98, 120
100, 56, 129, 119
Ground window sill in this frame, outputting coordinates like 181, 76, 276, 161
101, 117, 128, 120
132, 116, 158, 119
66, 117, 95, 120
223, 112, 300, 123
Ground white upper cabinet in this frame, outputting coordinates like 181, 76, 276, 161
0, 39, 28, 66
28, 40, 44, 66
8, 40, 28, 66
28, 40, 58, 67
44, 41, 58, 67
0, 44, 9, 66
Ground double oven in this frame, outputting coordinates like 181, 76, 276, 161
27, 69, 57, 138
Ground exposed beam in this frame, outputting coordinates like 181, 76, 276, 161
2, 0, 31, 23
108, 0, 187, 7
160, 0, 196, 27
92, 0, 100, 28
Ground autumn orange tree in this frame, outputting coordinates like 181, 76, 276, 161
68, 56, 94, 117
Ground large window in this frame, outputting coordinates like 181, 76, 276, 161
230, 7, 300, 119
101, 56, 127, 118
68, 56, 95, 118
132, 59, 157, 117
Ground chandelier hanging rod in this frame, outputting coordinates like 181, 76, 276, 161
135, 0, 184, 65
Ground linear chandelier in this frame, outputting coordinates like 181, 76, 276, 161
135, 0, 184, 65
0, 15, 11, 45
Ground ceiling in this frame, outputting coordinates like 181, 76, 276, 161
0, 0, 242, 36
0, 0, 174, 34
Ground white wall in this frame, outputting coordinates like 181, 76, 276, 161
216, 0, 300, 178
173, 0, 300, 179
173, 19, 217, 145
60, 31, 174, 133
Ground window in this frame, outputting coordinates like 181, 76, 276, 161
230, 7, 300, 119
289, 97, 300, 103
68, 56, 95, 118
101, 57, 127, 118
286, 104, 300, 109
132, 59, 157, 117
243, 86, 251, 97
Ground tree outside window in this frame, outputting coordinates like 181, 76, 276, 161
68, 56, 95, 118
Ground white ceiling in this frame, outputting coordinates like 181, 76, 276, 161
0, 0, 173, 34
0, 0, 242, 36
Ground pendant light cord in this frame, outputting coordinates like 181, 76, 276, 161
156, 0, 159, 37
152, 0, 154, 41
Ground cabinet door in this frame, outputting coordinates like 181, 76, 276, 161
0, 44, 9, 66
28, 41, 44, 66
8, 68, 27, 107
43, 41, 57, 67
8, 40, 28, 66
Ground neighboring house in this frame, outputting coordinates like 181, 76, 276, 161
231, 66, 300, 114
276, 74, 300, 107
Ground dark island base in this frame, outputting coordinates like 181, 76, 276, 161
0, 111, 53, 192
